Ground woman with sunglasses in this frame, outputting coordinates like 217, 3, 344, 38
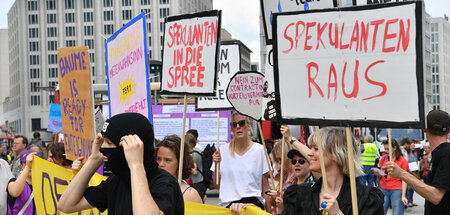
281, 127, 384, 215
212, 113, 271, 214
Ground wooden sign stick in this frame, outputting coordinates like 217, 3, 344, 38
178, 95, 188, 184
315, 126, 328, 193
258, 122, 276, 190
346, 127, 359, 215
216, 111, 220, 183
388, 128, 393, 161
280, 134, 286, 196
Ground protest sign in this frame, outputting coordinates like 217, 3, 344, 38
226, 71, 265, 121
273, 1, 424, 128
105, 12, 152, 121
57, 46, 95, 161
161, 10, 221, 96
260, 0, 336, 44
261, 45, 277, 121
31, 156, 107, 215
196, 42, 241, 111
152, 104, 231, 150
48, 103, 63, 133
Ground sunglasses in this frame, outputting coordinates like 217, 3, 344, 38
230, 120, 246, 128
291, 159, 306, 165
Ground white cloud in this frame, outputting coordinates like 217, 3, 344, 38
214, 0, 261, 65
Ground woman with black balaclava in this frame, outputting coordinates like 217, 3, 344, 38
58, 113, 184, 215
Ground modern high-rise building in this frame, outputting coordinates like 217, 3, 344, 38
3, 0, 212, 137
430, 16, 450, 111
0, 29, 9, 126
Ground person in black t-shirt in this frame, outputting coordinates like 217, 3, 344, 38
386, 110, 450, 214
58, 113, 184, 215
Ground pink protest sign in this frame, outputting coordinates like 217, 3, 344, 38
105, 12, 152, 122
226, 71, 265, 121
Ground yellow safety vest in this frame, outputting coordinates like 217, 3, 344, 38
361, 142, 377, 166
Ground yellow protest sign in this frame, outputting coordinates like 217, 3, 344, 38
31, 156, 107, 215
58, 46, 95, 161
185, 201, 271, 215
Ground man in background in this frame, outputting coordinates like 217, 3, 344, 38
10, 135, 28, 178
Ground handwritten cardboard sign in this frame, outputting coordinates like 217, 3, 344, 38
31, 156, 107, 215
260, 0, 336, 44
105, 12, 152, 121
273, 1, 424, 128
196, 42, 240, 111
161, 10, 221, 96
226, 71, 264, 121
57, 46, 95, 161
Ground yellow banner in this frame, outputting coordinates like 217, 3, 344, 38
31, 156, 107, 215
185, 201, 271, 215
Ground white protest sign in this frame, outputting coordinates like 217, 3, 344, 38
226, 71, 265, 121
161, 10, 221, 96
261, 45, 277, 121
273, 2, 424, 128
196, 43, 240, 110
261, 0, 336, 44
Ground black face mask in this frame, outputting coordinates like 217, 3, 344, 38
100, 147, 131, 183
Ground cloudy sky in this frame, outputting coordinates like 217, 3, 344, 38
0, 0, 449, 65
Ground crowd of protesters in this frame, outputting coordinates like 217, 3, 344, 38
1, 110, 449, 215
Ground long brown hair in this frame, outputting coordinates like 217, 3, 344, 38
155, 135, 194, 180
382, 138, 403, 160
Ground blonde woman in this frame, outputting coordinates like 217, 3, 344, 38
212, 113, 270, 214
282, 127, 383, 215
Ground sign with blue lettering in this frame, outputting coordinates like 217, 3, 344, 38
57, 46, 95, 161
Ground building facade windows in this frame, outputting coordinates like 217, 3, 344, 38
47, 27, 57, 37
65, 26, 76, 37
30, 68, 40, 79
47, 14, 56, 24
30, 82, 39, 92
160, 0, 169, 4
83, 0, 93, 8
28, 1, 38, 11
29, 28, 39, 38
48, 54, 58, 64
28, 14, 38, 24
122, 10, 132, 20
66, 40, 76, 47
104, 11, 114, 21
85, 39, 94, 49
160, 8, 169, 18
30, 55, 39, 65
122, 0, 132, 6
104, 24, 114, 35
141, 0, 151, 5
84, 25, 94, 36
46, 0, 56, 10
29, 41, 39, 52
31, 96, 41, 106
89, 53, 95, 63
65, 0, 75, 9
84, 12, 93, 22
31, 118, 41, 131
103, 0, 113, 7
65, 13, 75, 23
49, 68, 58, 78
48, 41, 57, 51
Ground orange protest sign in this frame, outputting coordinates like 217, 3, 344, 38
57, 46, 95, 161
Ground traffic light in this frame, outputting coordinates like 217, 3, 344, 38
150, 60, 162, 74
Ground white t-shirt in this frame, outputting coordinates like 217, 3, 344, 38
211, 142, 269, 207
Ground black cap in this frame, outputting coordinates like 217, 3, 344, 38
426, 110, 450, 135
287, 149, 304, 159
